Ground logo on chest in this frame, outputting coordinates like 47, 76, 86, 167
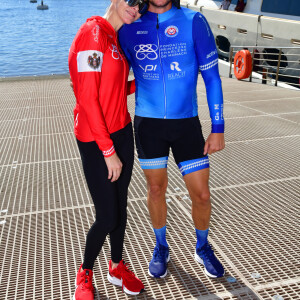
109, 44, 123, 60
165, 26, 179, 38
137, 31, 148, 34
134, 44, 158, 60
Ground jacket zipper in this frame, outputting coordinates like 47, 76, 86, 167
156, 14, 167, 119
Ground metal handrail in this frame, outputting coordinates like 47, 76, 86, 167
231, 46, 300, 49
229, 46, 300, 88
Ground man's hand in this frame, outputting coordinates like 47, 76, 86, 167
104, 153, 123, 182
204, 133, 225, 155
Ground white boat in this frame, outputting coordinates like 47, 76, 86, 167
183, 0, 300, 21
182, 0, 300, 87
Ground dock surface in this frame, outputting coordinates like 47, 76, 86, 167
0, 76, 299, 300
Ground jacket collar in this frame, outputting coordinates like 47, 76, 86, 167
141, 5, 178, 23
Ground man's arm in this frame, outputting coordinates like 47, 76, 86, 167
192, 13, 225, 155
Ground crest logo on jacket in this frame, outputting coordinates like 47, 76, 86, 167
165, 26, 179, 37
87, 53, 101, 69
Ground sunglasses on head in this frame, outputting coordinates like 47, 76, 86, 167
125, 0, 148, 15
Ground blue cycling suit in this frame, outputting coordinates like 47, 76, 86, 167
119, 5, 224, 133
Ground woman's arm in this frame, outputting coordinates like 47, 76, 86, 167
127, 79, 136, 95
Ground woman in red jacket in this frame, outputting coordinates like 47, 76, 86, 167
68, 0, 148, 299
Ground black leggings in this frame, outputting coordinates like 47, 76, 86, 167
77, 123, 134, 270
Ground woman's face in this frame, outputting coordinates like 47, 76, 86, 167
115, 0, 141, 24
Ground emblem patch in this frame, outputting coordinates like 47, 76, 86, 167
165, 25, 179, 38
77, 50, 103, 72
88, 53, 101, 69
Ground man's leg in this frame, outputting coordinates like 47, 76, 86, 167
143, 168, 168, 229
183, 168, 211, 230
183, 168, 224, 278
133, 116, 171, 278
171, 117, 225, 278
143, 168, 170, 278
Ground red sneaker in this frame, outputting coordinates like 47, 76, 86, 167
73, 264, 94, 300
107, 260, 144, 295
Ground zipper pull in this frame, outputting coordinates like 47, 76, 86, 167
156, 14, 159, 29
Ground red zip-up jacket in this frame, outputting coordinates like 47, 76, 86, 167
68, 16, 135, 157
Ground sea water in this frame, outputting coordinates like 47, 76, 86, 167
0, 0, 110, 77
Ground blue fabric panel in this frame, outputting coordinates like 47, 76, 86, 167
178, 156, 209, 176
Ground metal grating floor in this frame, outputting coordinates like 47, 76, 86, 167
0, 75, 299, 300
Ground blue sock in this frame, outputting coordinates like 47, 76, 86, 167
195, 228, 209, 249
153, 226, 168, 248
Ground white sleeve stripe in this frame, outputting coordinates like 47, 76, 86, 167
199, 58, 218, 71
102, 145, 115, 156
77, 50, 103, 72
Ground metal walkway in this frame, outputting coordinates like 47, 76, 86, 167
0, 75, 299, 300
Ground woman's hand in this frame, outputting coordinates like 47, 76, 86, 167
70, 80, 74, 91
104, 153, 123, 182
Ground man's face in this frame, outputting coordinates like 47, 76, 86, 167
149, 0, 172, 8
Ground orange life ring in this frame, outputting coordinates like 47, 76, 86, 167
234, 50, 252, 80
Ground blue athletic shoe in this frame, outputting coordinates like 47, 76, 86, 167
148, 245, 170, 278
195, 242, 225, 278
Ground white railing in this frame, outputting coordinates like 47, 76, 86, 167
229, 46, 300, 88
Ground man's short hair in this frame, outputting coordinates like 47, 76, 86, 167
172, 0, 180, 9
